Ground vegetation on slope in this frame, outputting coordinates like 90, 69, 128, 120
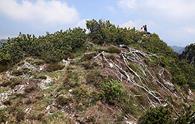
0, 20, 194, 123
0, 20, 194, 87
181, 43, 195, 65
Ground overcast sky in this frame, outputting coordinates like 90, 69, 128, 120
0, 0, 195, 46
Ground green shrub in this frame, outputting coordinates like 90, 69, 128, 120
138, 107, 173, 124
173, 74, 187, 86
0, 87, 9, 93
6, 78, 22, 88
0, 109, 8, 123
15, 108, 25, 122
63, 70, 80, 89
175, 106, 195, 124
181, 43, 195, 66
72, 86, 99, 110
189, 81, 195, 89
72, 86, 91, 101
100, 80, 125, 104
0, 28, 87, 67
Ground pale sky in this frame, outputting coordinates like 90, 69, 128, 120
0, 0, 195, 46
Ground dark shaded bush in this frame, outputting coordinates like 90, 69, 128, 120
81, 52, 97, 61
24, 84, 37, 93
0, 64, 8, 72
175, 106, 195, 124
13, 108, 26, 122
56, 95, 72, 106
5, 78, 22, 88
138, 107, 173, 124
11, 68, 31, 76
29, 59, 45, 65
180, 43, 195, 65
45, 63, 65, 72
105, 45, 121, 53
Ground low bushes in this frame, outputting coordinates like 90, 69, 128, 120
99, 79, 139, 115
5, 78, 23, 88
100, 80, 125, 105
138, 107, 173, 124
0, 109, 9, 123
11, 68, 31, 76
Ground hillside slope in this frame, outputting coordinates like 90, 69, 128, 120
0, 20, 194, 124
0, 45, 194, 123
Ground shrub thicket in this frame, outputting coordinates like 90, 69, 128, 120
100, 80, 125, 104
138, 107, 173, 124
0, 19, 194, 88
0, 28, 87, 65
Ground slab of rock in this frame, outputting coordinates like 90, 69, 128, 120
38, 76, 53, 90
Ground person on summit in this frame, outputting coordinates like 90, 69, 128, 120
140, 25, 147, 32
143, 25, 147, 32
140, 25, 151, 36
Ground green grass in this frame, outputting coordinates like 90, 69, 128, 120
0, 87, 9, 93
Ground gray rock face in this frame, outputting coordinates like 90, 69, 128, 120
38, 76, 53, 90
13, 85, 26, 94
164, 81, 175, 91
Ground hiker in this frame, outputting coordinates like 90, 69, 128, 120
140, 25, 151, 37
143, 25, 147, 32
140, 26, 144, 32
140, 25, 148, 32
